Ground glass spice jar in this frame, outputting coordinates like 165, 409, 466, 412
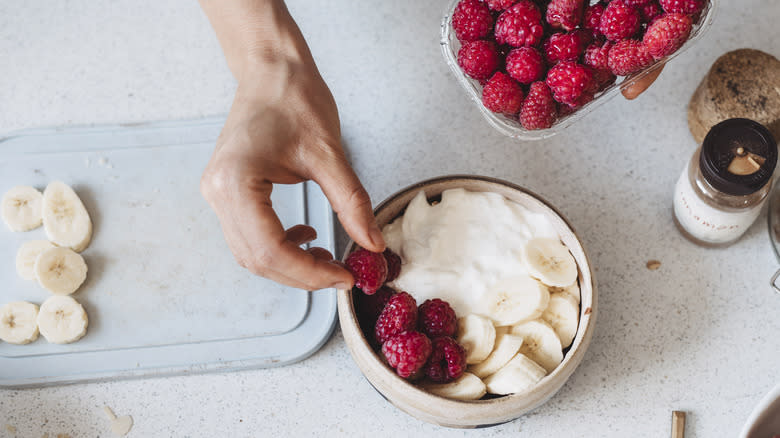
673, 118, 778, 247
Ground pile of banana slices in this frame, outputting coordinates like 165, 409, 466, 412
0, 182, 93, 345
422, 238, 581, 400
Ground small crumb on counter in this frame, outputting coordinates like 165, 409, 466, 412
5, 424, 16, 434
103, 406, 133, 436
646, 260, 661, 270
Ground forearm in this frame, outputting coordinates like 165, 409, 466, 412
199, 0, 315, 83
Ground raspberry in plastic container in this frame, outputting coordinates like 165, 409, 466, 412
440, 0, 717, 140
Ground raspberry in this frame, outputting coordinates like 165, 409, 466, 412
356, 285, 396, 331
594, 69, 616, 90
382, 331, 432, 379
567, 89, 595, 109
505, 47, 546, 84
457, 40, 501, 80
584, 41, 616, 89
607, 39, 654, 75
583, 2, 606, 37
599, 0, 641, 41
545, 61, 595, 106
543, 30, 591, 64
418, 299, 458, 338
557, 102, 576, 117
452, 0, 494, 42
639, 2, 664, 23
584, 41, 613, 71
482, 72, 525, 114
375, 292, 418, 344
623, 0, 653, 6
545, 0, 585, 31
485, 0, 517, 10
425, 337, 467, 383
495, 1, 545, 47
383, 249, 402, 283
658, 0, 706, 15
520, 81, 558, 130
345, 248, 387, 295
643, 12, 692, 59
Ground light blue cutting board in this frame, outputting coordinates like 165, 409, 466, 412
0, 118, 337, 387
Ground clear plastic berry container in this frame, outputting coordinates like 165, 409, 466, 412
440, 0, 717, 140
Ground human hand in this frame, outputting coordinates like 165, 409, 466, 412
200, 59, 385, 291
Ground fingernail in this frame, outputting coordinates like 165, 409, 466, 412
333, 282, 351, 290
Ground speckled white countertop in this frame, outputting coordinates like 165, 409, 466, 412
1, 1, 779, 436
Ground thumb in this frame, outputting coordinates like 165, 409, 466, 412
309, 147, 386, 254
621, 63, 664, 100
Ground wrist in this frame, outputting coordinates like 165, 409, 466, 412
238, 36, 305, 84
201, 0, 314, 82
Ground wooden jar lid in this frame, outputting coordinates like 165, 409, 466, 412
688, 49, 780, 144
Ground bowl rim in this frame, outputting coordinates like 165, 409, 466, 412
739, 382, 780, 438
337, 174, 598, 427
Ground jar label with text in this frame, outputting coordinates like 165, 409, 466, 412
673, 166, 762, 243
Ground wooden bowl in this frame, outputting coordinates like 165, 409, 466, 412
337, 175, 597, 428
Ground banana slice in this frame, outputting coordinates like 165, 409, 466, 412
456, 314, 496, 364
483, 353, 547, 395
16, 240, 56, 281
0, 301, 40, 344
547, 281, 580, 304
510, 319, 563, 373
42, 181, 92, 252
34, 247, 88, 295
37, 295, 88, 344
1, 186, 43, 232
420, 372, 487, 401
542, 293, 580, 348
484, 275, 550, 326
522, 238, 578, 287
469, 333, 524, 378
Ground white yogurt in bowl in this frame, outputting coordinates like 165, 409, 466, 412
382, 188, 560, 318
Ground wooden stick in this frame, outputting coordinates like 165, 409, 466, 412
671, 411, 686, 438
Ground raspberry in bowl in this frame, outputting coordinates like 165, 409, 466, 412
337, 175, 597, 427
440, 0, 716, 139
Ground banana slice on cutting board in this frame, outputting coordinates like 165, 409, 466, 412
420, 372, 487, 401
522, 238, 578, 287
34, 247, 88, 295
483, 353, 547, 395
16, 240, 57, 281
42, 181, 92, 253
37, 295, 88, 344
547, 281, 580, 304
542, 293, 580, 348
510, 319, 563, 373
1, 186, 43, 232
456, 314, 496, 364
0, 301, 40, 344
469, 333, 524, 378
484, 275, 550, 327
